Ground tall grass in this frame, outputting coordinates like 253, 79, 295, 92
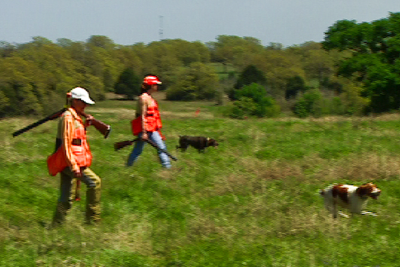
1, 94, 400, 266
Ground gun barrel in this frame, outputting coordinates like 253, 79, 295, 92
145, 139, 178, 161
12, 108, 66, 137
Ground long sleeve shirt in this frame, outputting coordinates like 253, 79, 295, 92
56, 108, 85, 173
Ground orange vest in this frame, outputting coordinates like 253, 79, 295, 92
47, 109, 92, 176
131, 93, 162, 135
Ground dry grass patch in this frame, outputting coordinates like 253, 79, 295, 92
161, 110, 215, 120
239, 157, 305, 181
87, 107, 134, 120
102, 214, 154, 255
313, 153, 400, 183
276, 113, 400, 123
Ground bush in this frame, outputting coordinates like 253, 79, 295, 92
229, 97, 259, 119
293, 89, 323, 118
225, 83, 280, 118
230, 65, 267, 100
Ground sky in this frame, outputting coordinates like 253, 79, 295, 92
1, 0, 399, 47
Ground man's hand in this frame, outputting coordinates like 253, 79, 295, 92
141, 132, 148, 140
73, 169, 82, 178
84, 114, 94, 127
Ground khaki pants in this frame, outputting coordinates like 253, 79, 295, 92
52, 167, 101, 225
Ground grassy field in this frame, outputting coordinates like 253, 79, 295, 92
1, 93, 400, 266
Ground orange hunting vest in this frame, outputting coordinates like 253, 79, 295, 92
47, 109, 92, 176
131, 93, 162, 135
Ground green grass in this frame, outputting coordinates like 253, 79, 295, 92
1, 95, 400, 266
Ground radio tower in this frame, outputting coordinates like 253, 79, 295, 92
159, 15, 164, 40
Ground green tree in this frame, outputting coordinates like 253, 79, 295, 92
230, 83, 280, 118
234, 65, 267, 89
208, 35, 264, 69
251, 49, 305, 98
0, 88, 10, 117
166, 62, 219, 101
114, 68, 141, 99
0, 41, 16, 58
168, 39, 210, 66
293, 89, 323, 118
0, 56, 47, 115
285, 76, 307, 100
292, 42, 336, 86
230, 65, 267, 100
323, 12, 400, 113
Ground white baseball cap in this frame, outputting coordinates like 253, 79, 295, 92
70, 87, 95, 105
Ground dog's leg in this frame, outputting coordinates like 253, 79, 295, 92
338, 211, 350, 218
176, 142, 187, 152
332, 202, 338, 219
360, 211, 378, 216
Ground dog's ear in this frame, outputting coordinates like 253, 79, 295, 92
356, 184, 373, 196
206, 137, 211, 146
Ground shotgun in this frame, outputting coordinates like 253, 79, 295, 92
12, 108, 112, 138
80, 111, 111, 139
114, 138, 178, 161
12, 108, 67, 137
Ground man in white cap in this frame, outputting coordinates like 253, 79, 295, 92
48, 87, 102, 226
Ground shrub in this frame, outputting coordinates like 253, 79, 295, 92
230, 65, 267, 100
225, 83, 280, 118
293, 89, 323, 118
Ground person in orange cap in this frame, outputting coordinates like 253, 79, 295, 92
128, 75, 171, 168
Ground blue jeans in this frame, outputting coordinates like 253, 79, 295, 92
127, 131, 171, 168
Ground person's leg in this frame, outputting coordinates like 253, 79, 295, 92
127, 134, 145, 167
81, 168, 102, 224
149, 131, 171, 168
52, 168, 75, 226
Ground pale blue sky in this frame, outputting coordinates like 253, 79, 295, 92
1, 0, 399, 47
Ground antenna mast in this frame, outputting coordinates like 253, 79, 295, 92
159, 15, 164, 40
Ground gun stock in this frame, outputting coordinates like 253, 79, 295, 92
114, 138, 178, 161
114, 138, 139, 151
12, 108, 66, 137
80, 112, 111, 139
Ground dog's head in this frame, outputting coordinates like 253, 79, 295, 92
207, 138, 219, 148
356, 183, 381, 200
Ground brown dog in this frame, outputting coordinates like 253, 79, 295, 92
176, 135, 219, 153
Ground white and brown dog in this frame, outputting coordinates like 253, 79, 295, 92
320, 183, 381, 218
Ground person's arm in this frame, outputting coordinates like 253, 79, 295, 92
61, 113, 81, 177
140, 95, 149, 140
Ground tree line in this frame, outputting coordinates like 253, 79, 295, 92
0, 12, 399, 118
